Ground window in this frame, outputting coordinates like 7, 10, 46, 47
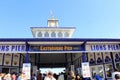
44, 32, 49, 37
105, 64, 113, 78
58, 32, 63, 38
37, 32, 42, 37
51, 32, 56, 38
64, 32, 69, 38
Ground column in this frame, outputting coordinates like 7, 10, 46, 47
25, 42, 29, 63
82, 42, 87, 62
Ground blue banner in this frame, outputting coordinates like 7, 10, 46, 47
0, 45, 26, 52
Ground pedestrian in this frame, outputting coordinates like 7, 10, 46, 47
37, 73, 43, 80
115, 74, 120, 80
11, 72, 16, 80
76, 75, 81, 80
44, 71, 56, 80
93, 73, 102, 80
70, 71, 76, 80
112, 68, 120, 80
58, 72, 64, 80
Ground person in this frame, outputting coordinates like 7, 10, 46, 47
67, 72, 71, 80
58, 72, 64, 80
93, 73, 102, 80
76, 75, 81, 80
17, 72, 27, 80
37, 72, 42, 80
4, 73, 12, 80
70, 71, 76, 80
44, 71, 56, 80
0, 74, 2, 80
11, 72, 16, 80
112, 68, 120, 80
115, 74, 120, 80
32, 74, 37, 80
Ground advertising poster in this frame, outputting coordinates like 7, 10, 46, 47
22, 63, 31, 79
95, 52, 103, 64
12, 54, 20, 66
88, 53, 95, 64
103, 52, 111, 63
4, 53, 12, 66
82, 62, 91, 78
0, 53, 3, 65
113, 52, 120, 62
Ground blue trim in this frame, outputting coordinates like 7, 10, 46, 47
82, 42, 87, 62
0, 38, 120, 42
30, 27, 76, 29
25, 42, 29, 63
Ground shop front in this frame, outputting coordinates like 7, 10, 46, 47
0, 38, 120, 80
87, 43, 120, 79
0, 43, 25, 74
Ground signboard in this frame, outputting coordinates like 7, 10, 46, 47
86, 44, 120, 52
82, 62, 91, 78
0, 45, 26, 53
22, 63, 31, 79
29, 45, 83, 52
0, 44, 120, 53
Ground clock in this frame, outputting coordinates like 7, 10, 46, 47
51, 22, 55, 27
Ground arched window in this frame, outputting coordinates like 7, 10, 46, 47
51, 32, 56, 38
44, 32, 49, 37
37, 32, 42, 37
58, 32, 63, 38
64, 32, 69, 38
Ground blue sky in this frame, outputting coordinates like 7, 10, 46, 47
0, 0, 120, 38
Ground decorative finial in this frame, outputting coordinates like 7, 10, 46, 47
50, 11, 54, 19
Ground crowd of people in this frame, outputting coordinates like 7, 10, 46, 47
0, 68, 120, 80
0, 72, 26, 80
112, 68, 120, 80
32, 70, 81, 80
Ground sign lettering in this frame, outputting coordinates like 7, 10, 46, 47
86, 44, 120, 51
0, 45, 26, 52
29, 45, 82, 52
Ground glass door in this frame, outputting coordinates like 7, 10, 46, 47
90, 65, 104, 79
105, 64, 113, 78
115, 62, 120, 71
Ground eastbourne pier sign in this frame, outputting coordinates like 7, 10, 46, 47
29, 45, 83, 53
0, 45, 26, 53
86, 44, 120, 52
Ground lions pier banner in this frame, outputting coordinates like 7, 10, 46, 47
86, 44, 120, 52
0, 45, 26, 53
